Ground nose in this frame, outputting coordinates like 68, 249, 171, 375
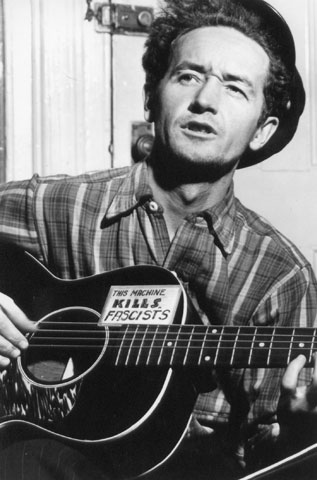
190, 76, 221, 114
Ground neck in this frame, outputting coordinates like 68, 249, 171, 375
147, 155, 236, 239
110, 324, 316, 369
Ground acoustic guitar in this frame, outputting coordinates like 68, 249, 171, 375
0, 245, 316, 479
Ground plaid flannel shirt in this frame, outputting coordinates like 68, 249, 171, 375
0, 160, 316, 461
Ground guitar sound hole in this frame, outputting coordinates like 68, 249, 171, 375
21, 307, 106, 386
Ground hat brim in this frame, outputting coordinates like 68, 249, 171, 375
236, 0, 306, 168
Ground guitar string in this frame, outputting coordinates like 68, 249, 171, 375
26, 345, 317, 351
27, 338, 317, 350
27, 333, 317, 343
28, 322, 317, 336
28, 333, 317, 341
25, 327, 316, 362
26, 323, 317, 352
24, 342, 315, 367
27, 327, 314, 342
26, 342, 316, 348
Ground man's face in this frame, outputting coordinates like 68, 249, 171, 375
146, 26, 278, 173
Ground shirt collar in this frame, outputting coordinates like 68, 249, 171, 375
202, 182, 236, 255
103, 161, 236, 255
103, 161, 152, 222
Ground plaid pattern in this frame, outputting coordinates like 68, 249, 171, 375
0, 160, 316, 450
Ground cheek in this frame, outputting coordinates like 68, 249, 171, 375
230, 111, 259, 142
155, 105, 176, 137
153, 111, 173, 146
222, 116, 259, 157
159, 88, 187, 121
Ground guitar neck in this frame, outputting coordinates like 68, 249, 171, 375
109, 324, 317, 368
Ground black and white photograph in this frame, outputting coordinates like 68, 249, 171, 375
0, 1, 316, 479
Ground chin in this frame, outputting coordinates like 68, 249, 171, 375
161, 152, 238, 184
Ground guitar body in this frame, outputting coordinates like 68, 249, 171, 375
2, 246, 316, 479
0, 245, 198, 479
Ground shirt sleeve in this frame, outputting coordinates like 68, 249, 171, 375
0, 175, 43, 259
234, 264, 317, 468
194, 263, 317, 469
245, 263, 317, 425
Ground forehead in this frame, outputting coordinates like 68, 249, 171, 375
170, 26, 270, 81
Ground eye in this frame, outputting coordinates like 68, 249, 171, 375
178, 72, 201, 85
226, 84, 246, 98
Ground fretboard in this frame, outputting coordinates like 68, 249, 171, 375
108, 324, 317, 368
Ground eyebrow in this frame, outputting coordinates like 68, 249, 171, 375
173, 61, 256, 92
223, 73, 255, 92
173, 61, 208, 75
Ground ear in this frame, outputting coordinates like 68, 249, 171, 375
249, 116, 279, 152
143, 85, 155, 123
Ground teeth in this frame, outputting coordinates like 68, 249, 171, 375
187, 122, 211, 133
192, 125, 205, 132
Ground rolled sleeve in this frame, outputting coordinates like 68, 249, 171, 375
0, 175, 45, 259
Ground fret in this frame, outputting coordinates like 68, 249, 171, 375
249, 327, 275, 366
230, 326, 254, 366
115, 326, 129, 366
309, 328, 317, 364
129, 325, 149, 366
170, 326, 181, 366
287, 328, 295, 364
198, 326, 209, 366
183, 326, 194, 366
149, 326, 169, 365
202, 327, 223, 366
163, 325, 181, 366
267, 326, 276, 366
157, 325, 171, 366
175, 325, 199, 365
289, 328, 314, 363
230, 326, 241, 366
179, 325, 207, 366
135, 325, 149, 366
188, 326, 210, 366
248, 327, 257, 366
269, 327, 294, 366
213, 326, 224, 366
125, 325, 139, 366
146, 324, 160, 366
214, 326, 238, 366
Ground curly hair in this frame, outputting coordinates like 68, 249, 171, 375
142, 0, 293, 124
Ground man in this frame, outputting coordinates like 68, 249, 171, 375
0, 0, 316, 478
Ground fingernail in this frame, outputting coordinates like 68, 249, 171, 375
18, 340, 29, 350
1, 357, 10, 367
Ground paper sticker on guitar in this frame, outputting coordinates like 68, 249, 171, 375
99, 285, 182, 325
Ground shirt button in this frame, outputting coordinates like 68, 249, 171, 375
148, 201, 159, 212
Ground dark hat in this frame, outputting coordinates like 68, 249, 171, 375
236, 0, 306, 168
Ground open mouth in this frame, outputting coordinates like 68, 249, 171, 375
184, 121, 215, 135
